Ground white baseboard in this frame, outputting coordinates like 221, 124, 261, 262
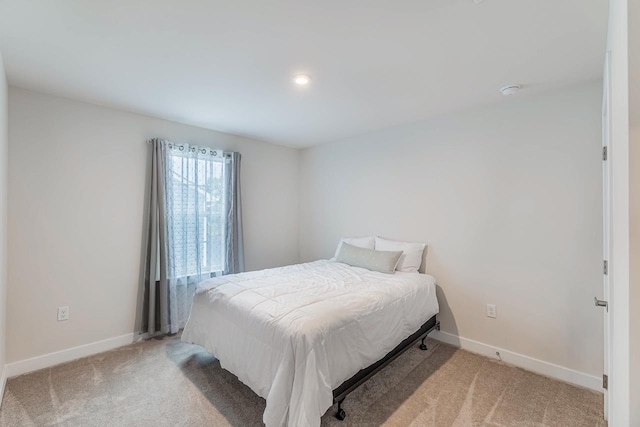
0, 365, 7, 408
431, 330, 602, 392
5, 333, 135, 378
1, 331, 601, 393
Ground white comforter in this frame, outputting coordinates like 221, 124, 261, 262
181, 260, 439, 427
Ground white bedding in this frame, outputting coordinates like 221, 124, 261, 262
181, 260, 439, 427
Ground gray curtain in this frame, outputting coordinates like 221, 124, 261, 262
137, 140, 244, 338
139, 138, 170, 337
224, 152, 245, 274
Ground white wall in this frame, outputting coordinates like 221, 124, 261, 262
628, 0, 639, 423
300, 82, 604, 380
630, 120, 639, 426
7, 87, 299, 363
0, 53, 8, 393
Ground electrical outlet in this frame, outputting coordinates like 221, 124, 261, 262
57, 306, 69, 321
486, 304, 497, 319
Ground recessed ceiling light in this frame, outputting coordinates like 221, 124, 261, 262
500, 85, 521, 96
293, 74, 311, 86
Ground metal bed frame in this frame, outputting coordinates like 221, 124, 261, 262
331, 315, 440, 420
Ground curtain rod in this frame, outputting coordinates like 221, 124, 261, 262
146, 139, 233, 156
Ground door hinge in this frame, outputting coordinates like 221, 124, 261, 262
603, 146, 608, 161
603, 374, 608, 390
604, 260, 608, 275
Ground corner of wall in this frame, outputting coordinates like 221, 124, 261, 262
627, 0, 640, 424
296, 147, 305, 264
0, 49, 9, 407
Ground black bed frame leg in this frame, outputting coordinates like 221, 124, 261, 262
419, 336, 428, 351
336, 398, 346, 421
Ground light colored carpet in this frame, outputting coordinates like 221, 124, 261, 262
0, 335, 605, 427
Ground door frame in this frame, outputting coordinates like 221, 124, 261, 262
602, 50, 612, 421
605, 0, 631, 420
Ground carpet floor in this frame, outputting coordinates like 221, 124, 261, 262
0, 335, 605, 427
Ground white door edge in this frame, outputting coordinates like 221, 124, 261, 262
602, 50, 612, 421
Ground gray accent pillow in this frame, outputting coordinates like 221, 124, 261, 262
336, 242, 403, 274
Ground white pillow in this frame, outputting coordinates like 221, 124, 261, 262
374, 237, 426, 273
334, 236, 375, 258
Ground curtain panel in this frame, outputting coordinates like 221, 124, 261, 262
137, 139, 244, 337
224, 152, 245, 275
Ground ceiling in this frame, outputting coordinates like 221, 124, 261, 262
0, 0, 608, 148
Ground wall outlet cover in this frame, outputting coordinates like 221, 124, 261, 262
486, 304, 497, 318
58, 306, 69, 321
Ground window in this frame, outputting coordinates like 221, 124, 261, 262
165, 145, 226, 279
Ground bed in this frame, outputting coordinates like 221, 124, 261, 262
181, 259, 439, 427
